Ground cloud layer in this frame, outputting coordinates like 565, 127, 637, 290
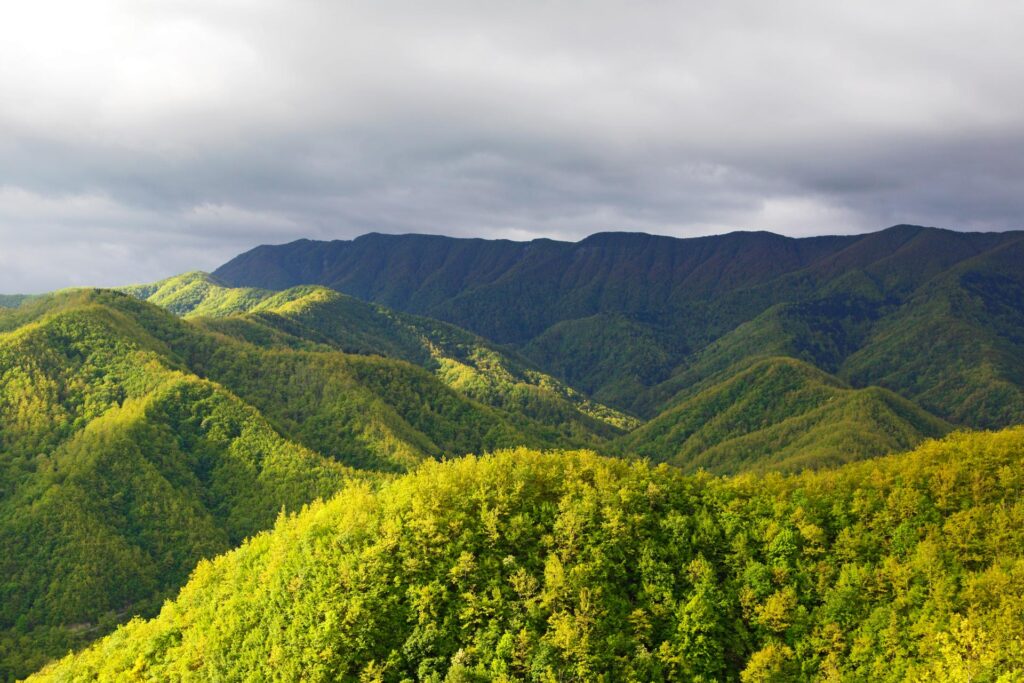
3, 0, 1024, 291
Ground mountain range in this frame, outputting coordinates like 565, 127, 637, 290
214, 225, 1024, 427
2, 224, 1024, 679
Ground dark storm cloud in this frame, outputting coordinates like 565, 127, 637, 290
2, 0, 1024, 291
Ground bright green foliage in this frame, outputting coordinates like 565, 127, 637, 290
617, 357, 952, 474
0, 291, 362, 678
121, 271, 274, 318
5, 227, 1024, 679
127, 272, 637, 439
0, 288, 611, 679
34, 428, 1024, 681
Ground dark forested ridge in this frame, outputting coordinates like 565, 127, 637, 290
33, 428, 1024, 682
214, 225, 1024, 427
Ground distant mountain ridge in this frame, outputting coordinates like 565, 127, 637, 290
214, 225, 1024, 429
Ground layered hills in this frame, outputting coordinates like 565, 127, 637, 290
124, 271, 637, 437
124, 271, 953, 475
0, 287, 617, 678
214, 225, 1024, 428
615, 357, 951, 473
3, 224, 1024, 679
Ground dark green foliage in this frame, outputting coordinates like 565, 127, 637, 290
842, 240, 1024, 427
35, 428, 1024, 681
523, 313, 676, 405
212, 226, 1024, 429
0, 295, 30, 309
616, 357, 951, 474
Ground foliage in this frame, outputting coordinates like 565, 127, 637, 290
0, 288, 609, 678
212, 227, 1024, 429
4, 227, 1024, 679
0, 298, 359, 678
34, 428, 1024, 681
616, 357, 951, 474
127, 272, 637, 439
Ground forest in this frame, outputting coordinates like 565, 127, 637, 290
32, 429, 1024, 681
2, 225, 1024, 680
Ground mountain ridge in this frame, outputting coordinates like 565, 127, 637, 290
212, 225, 1024, 429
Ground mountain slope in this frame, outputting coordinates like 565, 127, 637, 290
213, 231, 857, 341
127, 272, 638, 438
126, 273, 960, 474
0, 288, 611, 678
212, 226, 1024, 428
0, 291, 358, 678
630, 292, 889, 417
616, 357, 951, 473
842, 237, 1024, 427
34, 428, 1024, 681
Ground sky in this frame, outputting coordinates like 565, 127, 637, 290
2, 1, 1024, 292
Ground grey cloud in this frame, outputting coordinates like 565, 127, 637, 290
2, 0, 1024, 291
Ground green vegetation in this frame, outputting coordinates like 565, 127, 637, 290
4, 225, 1024, 679
0, 291, 359, 677
842, 245, 1024, 427
126, 272, 638, 439
0, 288, 617, 679
212, 227, 1024, 430
35, 428, 1024, 681
121, 271, 274, 318
0, 295, 29, 309
616, 357, 951, 474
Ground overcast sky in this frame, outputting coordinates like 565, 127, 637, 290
3, 1, 1024, 291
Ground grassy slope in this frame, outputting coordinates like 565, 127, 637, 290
34, 428, 1024, 681
616, 357, 951, 474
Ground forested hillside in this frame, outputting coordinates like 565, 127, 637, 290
214, 226, 1024, 427
4, 225, 1024, 679
126, 272, 637, 436
0, 289, 612, 679
35, 428, 1024, 681
614, 357, 951, 474
125, 271, 964, 476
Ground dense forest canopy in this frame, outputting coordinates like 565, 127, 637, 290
0, 287, 622, 678
214, 226, 1024, 425
1, 225, 1023, 680
33, 428, 1024, 681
